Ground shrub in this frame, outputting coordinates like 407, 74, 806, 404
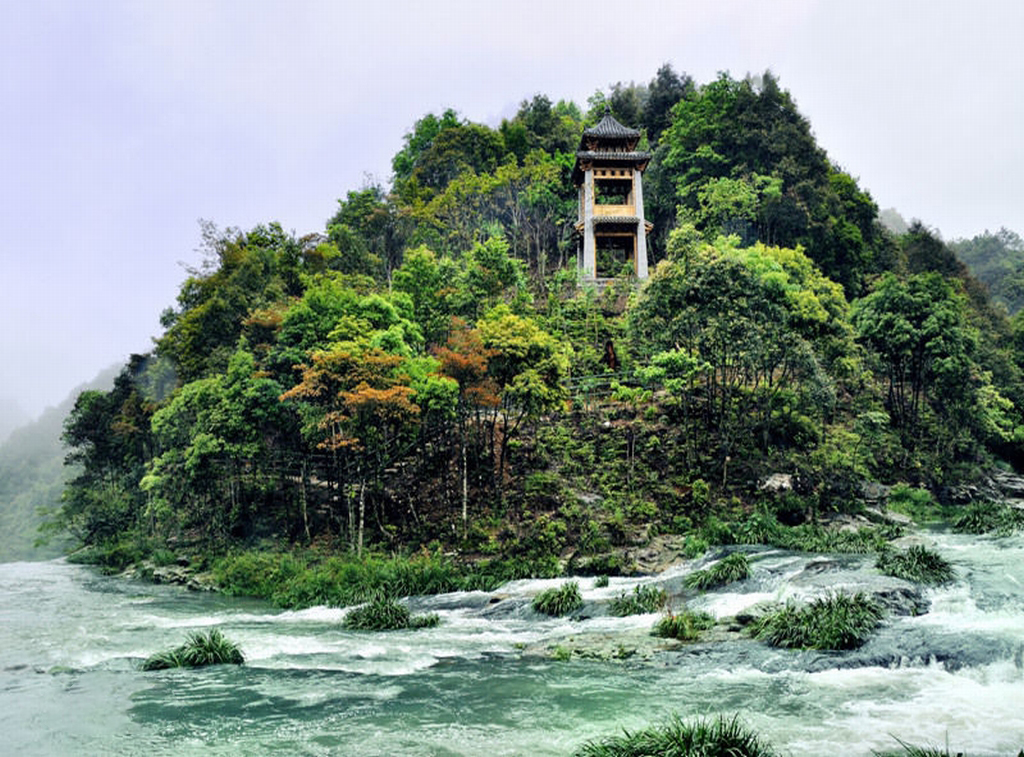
594, 574, 610, 588
876, 545, 954, 585
532, 581, 584, 616
886, 484, 951, 522
573, 714, 779, 757
141, 629, 244, 671
342, 595, 440, 631
683, 553, 751, 590
651, 609, 715, 641
609, 585, 667, 616
750, 592, 883, 650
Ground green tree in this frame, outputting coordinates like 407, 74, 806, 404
477, 306, 569, 500
852, 273, 977, 447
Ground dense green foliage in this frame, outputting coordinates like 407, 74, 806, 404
45, 65, 1024, 591
751, 592, 883, 650
875, 545, 954, 585
141, 629, 244, 670
683, 553, 751, 590
573, 714, 778, 757
532, 581, 584, 616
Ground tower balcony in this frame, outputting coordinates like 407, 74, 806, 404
594, 203, 635, 217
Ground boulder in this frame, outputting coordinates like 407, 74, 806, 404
760, 473, 793, 493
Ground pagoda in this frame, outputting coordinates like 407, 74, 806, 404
573, 107, 652, 281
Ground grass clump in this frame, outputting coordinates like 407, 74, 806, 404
876, 545, 954, 585
342, 594, 440, 631
532, 581, 584, 616
750, 591, 883, 650
651, 609, 716, 641
609, 584, 667, 616
953, 501, 1024, 536
573, 714, 779, 757
683, 553, 751, 590
141, 629, 244, 671
872, 736, 1014, 755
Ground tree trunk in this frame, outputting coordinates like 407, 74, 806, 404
357, 475, 366, 558
461, 425, 468, 537
299, 459, 310, 544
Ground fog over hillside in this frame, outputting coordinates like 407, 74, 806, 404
0, 365, 119, 561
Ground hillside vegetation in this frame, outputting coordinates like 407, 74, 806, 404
45, 67, 1024, 578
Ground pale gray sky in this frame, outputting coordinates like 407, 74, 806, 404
2, 0, 1023, 420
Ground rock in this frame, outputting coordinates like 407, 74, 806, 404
992, 470, 1024, 500
760, 473, 793, 493
864, 506, 912, 525
872, 586, 929, 616
859, 481, 890, 503
150, 564, 192, 585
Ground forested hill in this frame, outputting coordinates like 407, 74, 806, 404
47, 66, 1024, 571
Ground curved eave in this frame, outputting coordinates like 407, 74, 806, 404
574, 218, 654, 233
572, 152, 652, 184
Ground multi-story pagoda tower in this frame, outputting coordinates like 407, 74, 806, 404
573, 106, 652, 281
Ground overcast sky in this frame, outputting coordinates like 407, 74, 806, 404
2, 0, 1023, 422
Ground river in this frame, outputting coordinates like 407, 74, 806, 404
1, 529, 1022, 756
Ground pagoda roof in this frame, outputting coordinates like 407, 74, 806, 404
575, 151, 651, 163
582, 107, 641, 141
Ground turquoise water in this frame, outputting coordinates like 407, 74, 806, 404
2, 530, 1022, 755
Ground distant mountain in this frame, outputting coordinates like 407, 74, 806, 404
949, 228, 1024, 315
0, 366, 119, 562
0, 397, 30, 445
878, 208, 910, 237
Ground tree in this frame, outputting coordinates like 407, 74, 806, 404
56, 356, 154, 548
628, 238, 850, 468
643, 63, 694, 144
852, 273, 977, 448
658, 72, 885, 294
477, 306, 569, 500
280, 345, 421, 553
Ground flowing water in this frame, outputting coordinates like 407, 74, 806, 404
2, 529, 1023, 756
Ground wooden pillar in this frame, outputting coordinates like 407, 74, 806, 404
582, 168, 596, 278
633, 168, 648, 278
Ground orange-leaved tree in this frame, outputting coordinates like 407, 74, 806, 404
281, 346, 420, 553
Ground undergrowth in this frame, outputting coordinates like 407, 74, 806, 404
953, 501, 1024, 536
211, 550, 560, 609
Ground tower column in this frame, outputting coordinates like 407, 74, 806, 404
633, 169, 648, 278
582, 167, 595, 278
